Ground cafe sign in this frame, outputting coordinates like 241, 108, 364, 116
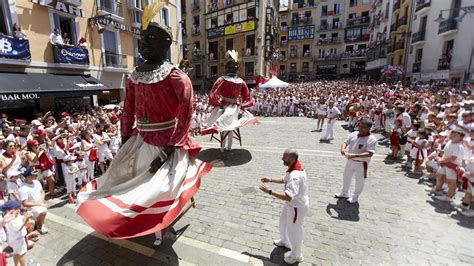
1, 93, 40, 101
224, 20, 256, 36
31, 0, 86, 17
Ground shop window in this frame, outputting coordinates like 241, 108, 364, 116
52, 13, 78, 45
245, 62, 254, 76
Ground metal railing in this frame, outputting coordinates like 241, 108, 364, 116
397, 16, 407, 28
412, 62, 421, 72
412, 30, 425, 43
291, 17, 313, 26
438, 56, 451, 70
98, 0, 123, 17
318, 37, 342, 45
313, 54, 341, 61
393, 1, 400, 11
394, 41, 404, 51
346, 16, 370, 26
415, 0, 430, 12
318, 24, 342, 31
302, 51, 311, 58
102, 51, 127, 68
438, 18, 457, 34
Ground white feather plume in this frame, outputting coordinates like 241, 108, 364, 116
227, 50, 239, 62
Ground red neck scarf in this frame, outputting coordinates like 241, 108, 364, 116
96, 132, 103, 137
287, 160, 304, 173
2, 151, 15, 158
57, 141, 66, 151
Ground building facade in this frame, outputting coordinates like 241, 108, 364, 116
201, 0, 279, 88
0, 0, 180, 119
406, 0, 474, 85
386, 0, 412, 69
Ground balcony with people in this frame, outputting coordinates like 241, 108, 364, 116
0, 23, 31, 62
341, 49, 367, 59
346, 16, 370, 27
318, 36, 342, 45
98, 0, 124, 19
313, 52, 340, 61
291, 15, 313, 26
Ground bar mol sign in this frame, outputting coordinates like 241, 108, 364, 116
31, 0, 86, 17
1, 93, 40, 101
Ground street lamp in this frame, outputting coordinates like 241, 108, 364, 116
88, 14, 112, 34
434, 6, 474, 23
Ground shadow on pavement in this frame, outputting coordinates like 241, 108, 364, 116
325, 199, 360, 222
242, 246, 295, 265
197, 148, 252, 167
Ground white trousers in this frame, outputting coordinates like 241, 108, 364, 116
321, 119, 335, 140
86, 160, 95, 181
221, 131, 233, 151
374, 114, 382, 129
340, 160, 366, 201
65, 173, 77, 194
348, 117, 356, 127
279, 204, 307, 259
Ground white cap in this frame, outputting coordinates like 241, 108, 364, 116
6, 170, 22, 179
31, 120, 42, 126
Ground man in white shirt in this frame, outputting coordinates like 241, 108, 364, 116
19, 169, 48, 234
49, 28, 64, 45
320, 100, 341, 141
395, 105, 412, 157
335, 119, 377, 204
259, 148, 309, 264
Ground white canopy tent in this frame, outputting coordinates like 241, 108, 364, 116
259, 76, 289, 89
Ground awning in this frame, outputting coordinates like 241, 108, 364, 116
0, 72, 113, 97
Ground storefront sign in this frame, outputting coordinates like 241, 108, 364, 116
207, 27, 224, 39
54, 45, 89, 65
31, 0, 86, 17
0, 35, 31, 60
96, 17, 141, 35
1, 93, 40, 101
288, 25, 315, 40
419, 70, 450, 81
224, 20, 256, 36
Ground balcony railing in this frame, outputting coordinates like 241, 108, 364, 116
397, 16, 407, 28
318, 37, 342, 45
412, 62, 421, 72
281, 26, 288, 32
208, 52, 218, 61
390, 22, 397, 32
341, 49, 367, 58
98, 0, 123, 17
318, 24, 342, 31
393, 1, 400, 11
415, 0, 430, 12
394, 41, 404, 51
302, 51, 311, 58
313, 53, 341, 61
209, 3, 218, 12
102, 51, 127, 68
192, 51, 206, 61
438, 18, 457, 34
192, 26, 201, 35
290, 53, 298, 58
280, 40, 288, 46
345, 34, 369, 43
412, 30, 425, 44
53, 45, 89, 65
244, 48, 256, 57
0, 35, 31, 61
438, 56, 451, 70
291, 17, 313, 26
346, 16, 370, 26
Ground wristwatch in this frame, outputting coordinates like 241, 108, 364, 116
268, 190, 272, 195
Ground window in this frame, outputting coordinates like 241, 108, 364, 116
398, 55, 403, 65
195, 64, 202, 78
52, 13, 78, 45
0, 0, 12, 35
211, 17, 217, 28
415, 49, 423, 62
247, 7, 256, 20
246, 34, 255, 55
334, 3, 341, 15
103, 30, 121, 67
420, 16, 427, 31
245, 62, 254, 76
333, 18, 340, 28
226, 38, 233, 51
302, 62, 309, 70
209, 41, 218, 60
363, 0, 370, 4
290, 45, 297, 57
226, 13, 233, 24
290, 63, 296, 70
303, 44, 310, 57
321, 6, 328, 17
161, 8, 169, 26
350, 0, 357, 7
194, 41, 200, 50
210, 65, 218, 77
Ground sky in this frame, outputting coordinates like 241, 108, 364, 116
280, 0, 288, 5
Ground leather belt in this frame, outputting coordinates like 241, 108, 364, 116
136, 119, 177, 132
221, 96, 238, 104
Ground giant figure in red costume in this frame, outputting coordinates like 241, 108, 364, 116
201, 50, 260, 152
76, 2, 212, 246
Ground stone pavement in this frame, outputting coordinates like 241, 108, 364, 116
21, 117, 474, 265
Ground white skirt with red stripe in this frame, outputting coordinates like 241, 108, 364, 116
76, 135, 212, 239
200, 104, 260, 135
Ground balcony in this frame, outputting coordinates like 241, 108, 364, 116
302, 51, 311, 58
224, 0, 234, 7
438, 18, 457, 35
412, 62, 421, 72
281, 26, 288, 32
208, 52, 218, 61
280, 40, 288, 46
291, 17, 313, 26
341, 49, 367, 58
290, 53, 298, 59
394, 41, 404, 51
438, 56, 451, 70
318, 37, 342, 45
293, 2, 315, 9
0, 35, 31, 61
192, 26, 201, 35
411, 30, 425, 44
346, 16, 370, 27
98, 0, 123, 18
102, 51, 127, 68
397, 16, 407, 29
345, 34, 369, 43
393, 1, 400, 12
318, 24, 342, 31
192, 2, 200, 11
313, 53, 341, 61
415, 0, 430, 13
192, 50, 206, 61
243, 47, 256, 57
390, 22, 397, 32
209, 2, 218, 12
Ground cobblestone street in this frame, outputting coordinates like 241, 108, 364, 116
26, 117, 473, 265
